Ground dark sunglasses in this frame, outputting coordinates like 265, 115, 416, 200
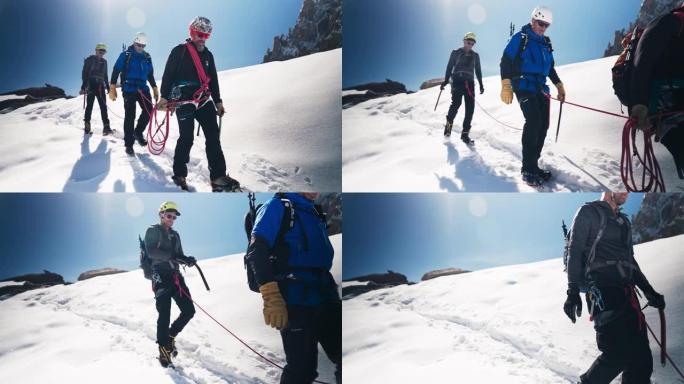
465, 40, 476, 46
164, 213, 177, 220
536, 20, 550, 28
96, 50, 106, 54
134, 43, 146, 48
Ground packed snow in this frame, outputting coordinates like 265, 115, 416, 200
0, 49, 341, 192
0, 235, 341, 383
343, 235, 684, 384
343, 56, 684, 192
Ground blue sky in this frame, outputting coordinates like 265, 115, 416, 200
343, 193, 644, 282
0, 193, 275, 282
0, 0, 302, 94
343, 0, 642, 90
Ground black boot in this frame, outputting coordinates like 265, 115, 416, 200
460, 131, 474, 146
172, 175, 189, 191
536, 168, 552, 181
522, 171, 544, 186
158, 344, 174, 368
84, 121, 92, 134
444, 122, 453, 137
169, 333, 178, 357
134, 131, 148, 146
125, 146, 135, 156
102, 124, 113, 136
211, 175, 241, 192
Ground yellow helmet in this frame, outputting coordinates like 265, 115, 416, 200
464, 32, 477, 42
159, 201, 181, 216
95, 43, 107, 52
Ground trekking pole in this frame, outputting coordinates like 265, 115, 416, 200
218, 116, 222, 136
555, 100, 564, 143
434, 88, 443, 111
194, 263, 210, 291
83, 92, 86, 109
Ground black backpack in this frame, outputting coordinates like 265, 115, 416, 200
562, 203, 607, 292
243, 193, 295, 292
611, 26, 644, 108
139, 234, 153, 280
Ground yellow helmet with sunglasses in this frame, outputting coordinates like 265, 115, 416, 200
159, 201, 181, 216
463, 32, 477, 42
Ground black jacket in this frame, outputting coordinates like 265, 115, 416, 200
81, 55, 109, 90
144, 224, 186, 273
631, 7, 684, 106
444, 48, 483, 87
567, 201, 653, 291
160, 40, 222, 104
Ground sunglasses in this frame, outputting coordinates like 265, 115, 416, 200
536, 20, 550, 29
465, 40, 476, 46
134, 43, 146, 49
191, 30, 211, 40
164, 213, 177, 220
96, 50, 106, 54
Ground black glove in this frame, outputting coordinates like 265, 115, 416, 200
179, 256, 196, 267
644, 289, 665, 310
480, 86, 484, 95
563, 287, 582, 323
440, 81, 448, 91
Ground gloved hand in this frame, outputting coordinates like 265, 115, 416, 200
631, 104, 651, 131
500, 79, 513, 105
181, 256, 196, 267
216, 103, 225, 118
157, 97, 169, 111
563, 287, 582, 323
643, 288, 665, 310
259, 281, 288, 330
480, 85, 484, 95
555, 82, 566, 102
152, 86, 160, 103
440, 81, 448, 91
108, 85, 117, 101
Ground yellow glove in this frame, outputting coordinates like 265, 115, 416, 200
152, 86, 160, 103
259, 281, 288, 330
216, 103, 225, 118
555, 82, 566, 102
108, 85, 117, 101
157, 97, 168, 111
500, 79, 513, 105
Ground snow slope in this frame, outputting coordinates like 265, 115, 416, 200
343, 56, 683, 192
343, 235, 684, 384
0, 235, 341, 383
0, 49, 341, 192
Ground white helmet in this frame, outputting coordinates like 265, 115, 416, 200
531, 6, 553, 25
133, 32, 148, 45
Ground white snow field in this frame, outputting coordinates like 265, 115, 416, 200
0, 49, 341, 192
343, 235, 684, 384
343, 56, 683, 192
0, 235, 341, 384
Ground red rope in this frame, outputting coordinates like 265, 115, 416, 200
644, 311, 684, 380
172, 273, 331, 384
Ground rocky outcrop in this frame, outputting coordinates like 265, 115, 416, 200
342, 270, 411, 299
604, 0, 682, 57
0, 84, 70, 114
317, 193, 342, 235
421, 267, 470, 281
0, 270, 67, 300
420, 78, 444, 90
263, 0, 341, 63
77, 268, 127, 281
342, 79, 409, 108
632, 193, 684, 244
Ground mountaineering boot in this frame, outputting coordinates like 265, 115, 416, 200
134, 131, 148, 146
211, 175, 241, 192
444, 122, 453, 137
537, 168, 552, 182
103, 124, 113, 136
522, 171, 544, 187
125, 146, 135, 156
158, 344, 174, 368
169, 333, 178, 357
84, 121, 92, 135
461, 131, 474, 146
172, 175, 189, 191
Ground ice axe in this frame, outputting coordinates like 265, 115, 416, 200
555, 100, 564, 143
434, 88, 443, 112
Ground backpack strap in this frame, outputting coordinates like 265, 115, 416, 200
543, 35, 553, 52
515, 32, 528, 66
586, 204, 607, 267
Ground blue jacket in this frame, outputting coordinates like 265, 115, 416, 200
500, 24, 560, 94
110, 45, 157, 94
250, 193, 338, 306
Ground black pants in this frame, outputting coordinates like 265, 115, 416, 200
581, 287, 653, 384
153, 270, 195, 349
517, 92, 550, 173
280, 301, 342, 384
446, 79, 475, 132
660, 123, 684, 179
123, 90, 152, 148
84, 80, 109, 126
173, 101, 226, 181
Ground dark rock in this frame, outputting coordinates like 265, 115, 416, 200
345, 270, 409, 285
632, 193, 684, 244
0, 270, 67, 300
264, 0, 341, 63
421, 267, 470, 281
420, 78, 444, 90
342, 79, 409, 108
77, 268, 127, 281
0, 84, 70, 114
